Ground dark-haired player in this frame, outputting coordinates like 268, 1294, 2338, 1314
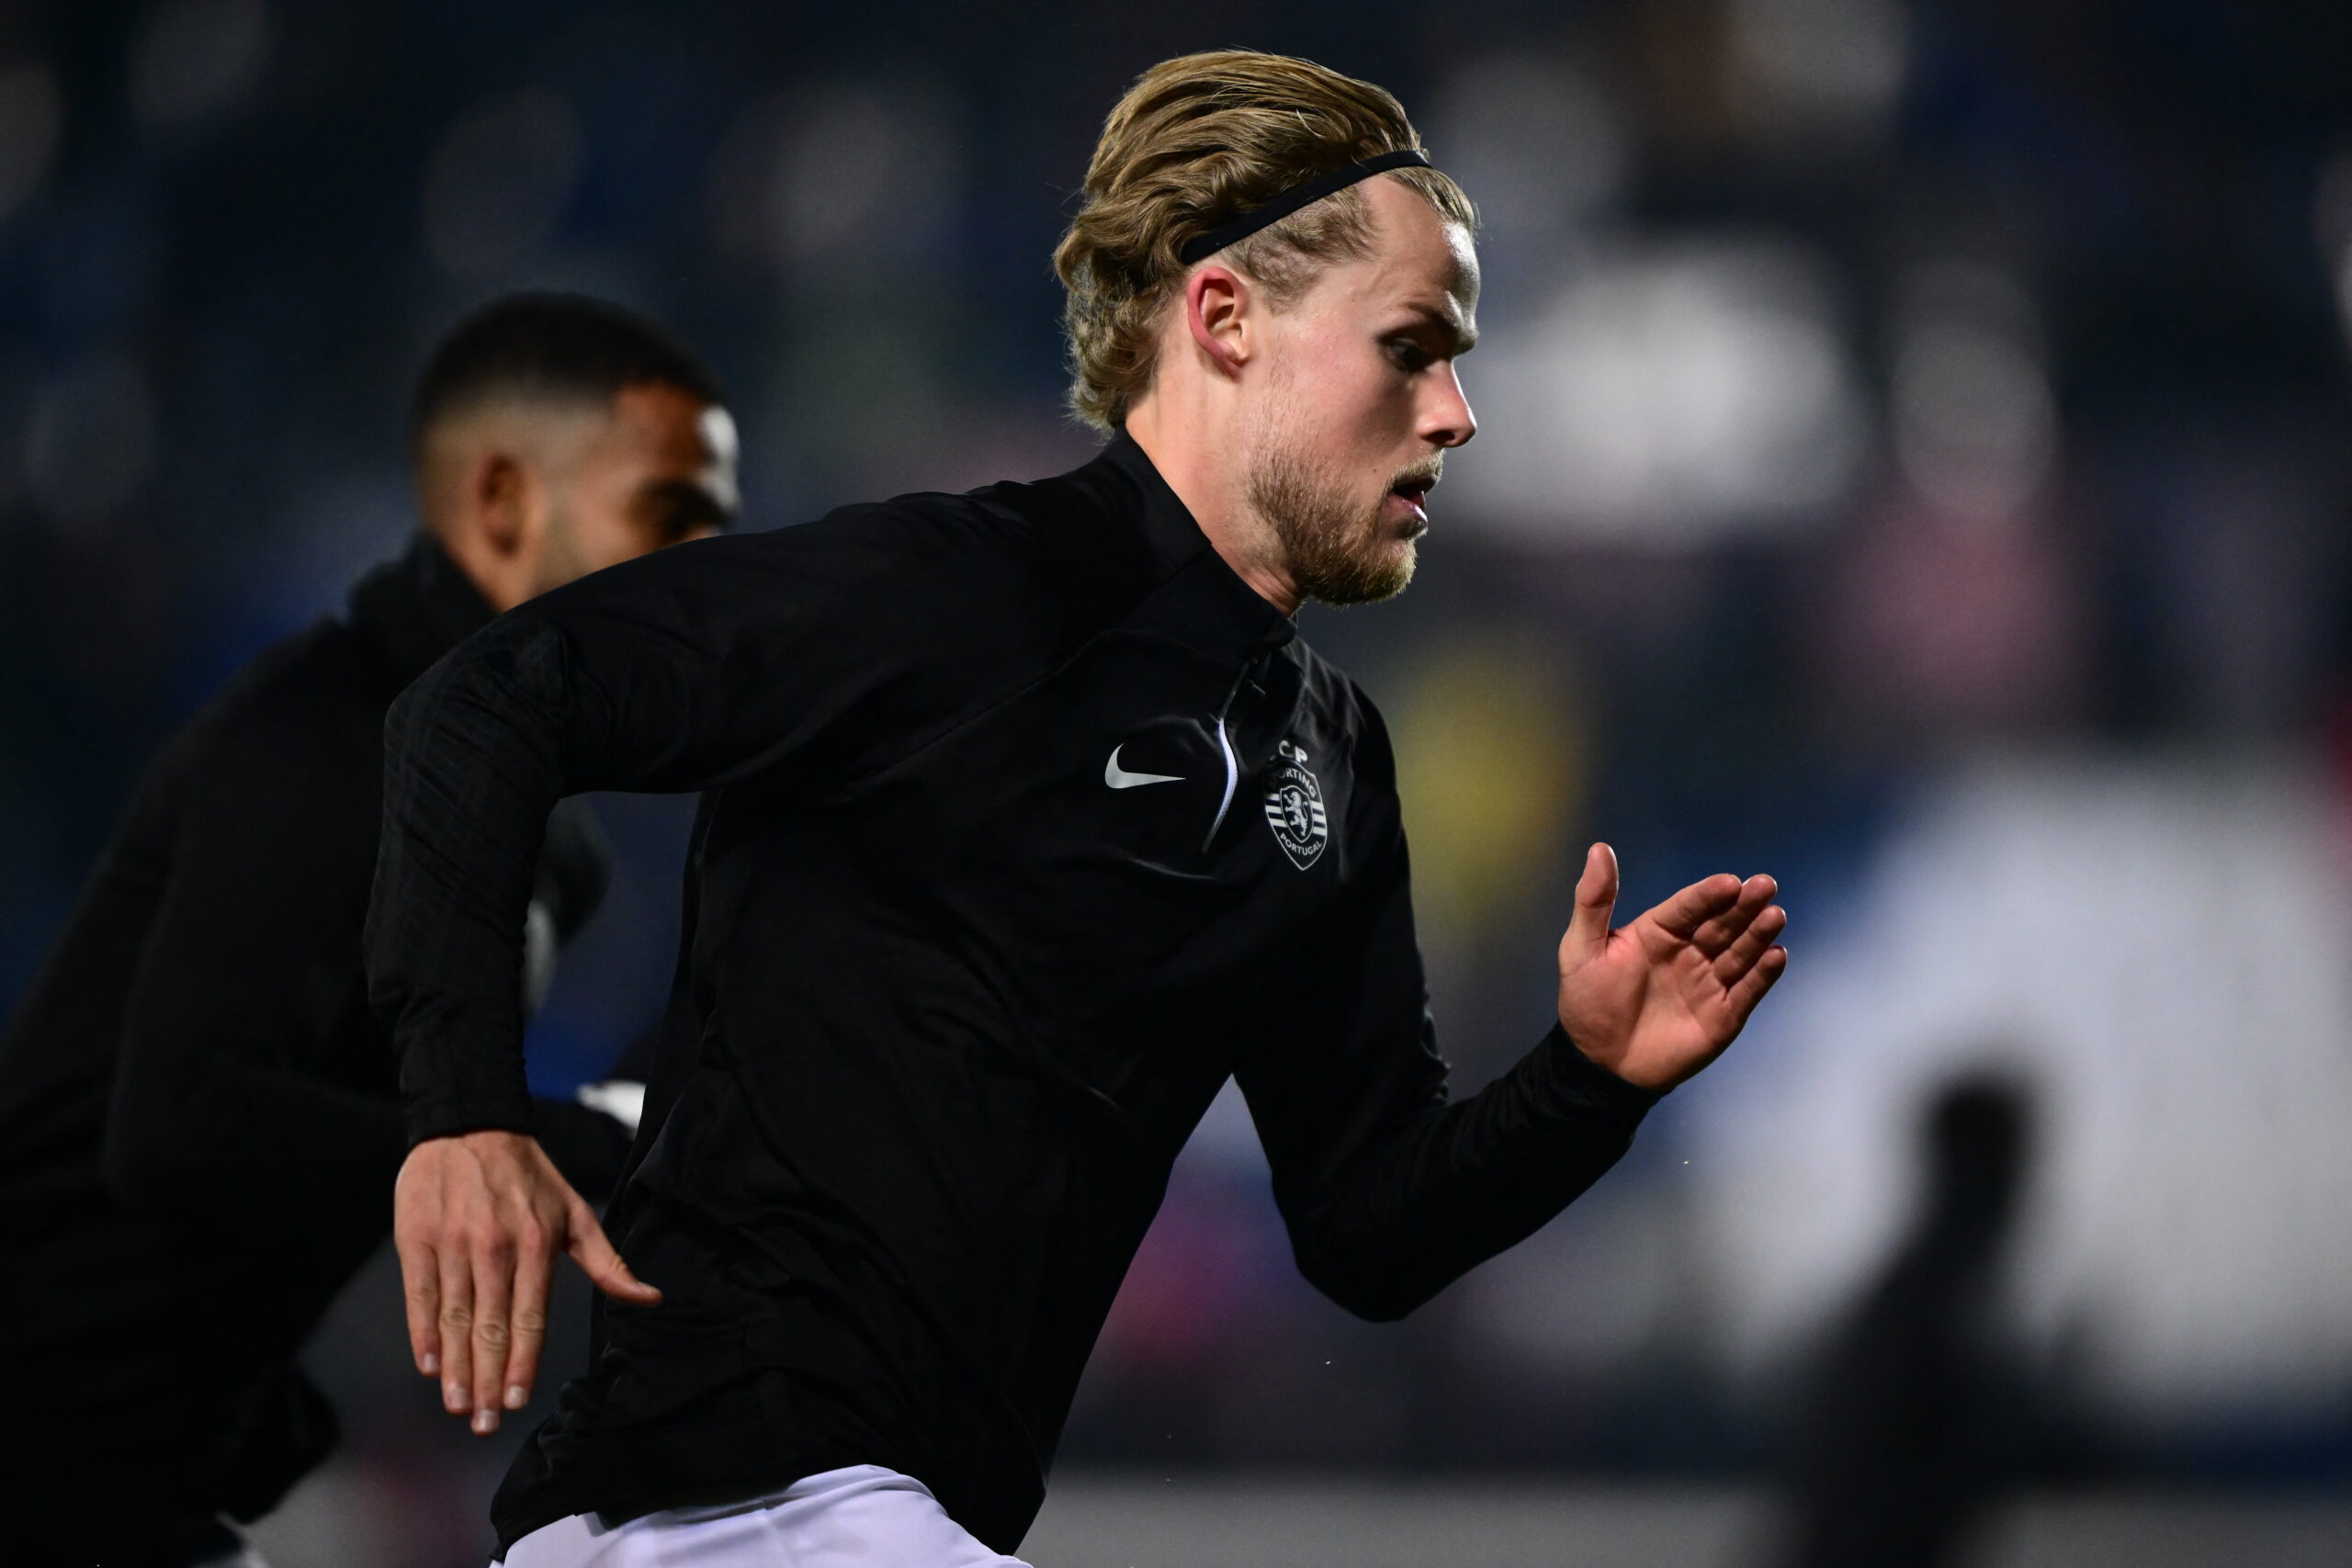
0, 293, 739, 1568
374, 52, 1789, 1568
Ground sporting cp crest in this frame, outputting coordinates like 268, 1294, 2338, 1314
1261, 738, 1329, 870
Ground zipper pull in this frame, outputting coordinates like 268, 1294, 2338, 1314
1202, 661, 1255, 852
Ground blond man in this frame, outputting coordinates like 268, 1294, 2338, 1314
368, 51, 1788, 1567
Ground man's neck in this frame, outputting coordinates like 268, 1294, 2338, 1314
1123, 404, 1300, 617
424, 518, 534, 615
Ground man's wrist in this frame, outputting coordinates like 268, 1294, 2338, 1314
1544, 1021, 1668, 1117
404, 1096, 538, 1148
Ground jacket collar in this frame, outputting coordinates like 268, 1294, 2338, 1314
1080, 430, 1296, 658
345, 534, 497, 689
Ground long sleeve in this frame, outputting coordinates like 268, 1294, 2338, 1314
368, 509, 1031, 1145
1235, 700, 1660, 1323
98, 717, 637, 1235
101, 723, 414, 1244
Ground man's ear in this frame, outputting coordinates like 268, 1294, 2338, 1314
472, 452, 529, 558
1185, 265, 1252, 377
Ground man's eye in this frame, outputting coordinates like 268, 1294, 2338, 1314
1387, 339, 1433, 373
642, 484, 727, 541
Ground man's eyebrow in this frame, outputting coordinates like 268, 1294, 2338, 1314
1401, 299, 1478, 355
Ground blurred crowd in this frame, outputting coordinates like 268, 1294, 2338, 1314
4, 0, 2351, 1561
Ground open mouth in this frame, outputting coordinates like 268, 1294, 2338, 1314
1388, 473, 1437, 533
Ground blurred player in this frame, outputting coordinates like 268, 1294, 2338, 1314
0, 293, 739, 1568
369, 52, 1788, 1568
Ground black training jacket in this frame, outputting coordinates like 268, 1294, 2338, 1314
0, 538, 629, 1565
368, 434, 1662, 1553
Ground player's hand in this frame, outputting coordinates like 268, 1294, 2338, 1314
1555, 843, 1787, 1092
392, 1129, 661, 1434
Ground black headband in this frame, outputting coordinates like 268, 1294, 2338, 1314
1177, 149, 1434, 265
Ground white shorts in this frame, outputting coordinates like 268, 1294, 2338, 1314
499, 1465, 1033, 1568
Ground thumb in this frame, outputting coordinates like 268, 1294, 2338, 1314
567, 1203, 662, 1306
1561, 842, 1619, 970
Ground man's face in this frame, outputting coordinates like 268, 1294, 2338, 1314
1242, 176, 1479, 606
533, 382, 741, 594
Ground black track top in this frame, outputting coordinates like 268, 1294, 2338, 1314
368, 434, 1663, 1552
0, 539, 628, 1564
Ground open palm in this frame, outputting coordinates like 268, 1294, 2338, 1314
1555, 843, 1788, 1092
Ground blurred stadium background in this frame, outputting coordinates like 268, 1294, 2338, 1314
3, 0, 2350, 1562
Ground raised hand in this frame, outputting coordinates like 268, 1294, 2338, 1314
1555, 843, 1788, 1092
392, 1130, 661, 1434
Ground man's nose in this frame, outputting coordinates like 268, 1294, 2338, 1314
1420, 364, 1476, 449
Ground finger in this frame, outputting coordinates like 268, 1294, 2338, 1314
435, 1244, 475, 1416
395, 1228, 441, 1380
1560, 843, 1619, 968
567, 1203, 663, 1308
1713, 904, 1788, 986
1690, 875, 1776, 956
1646, 873, 1744, 941
469, 1228, 516, 1434
503, 1228, 553, 1414
1723, 943, 1790, 1022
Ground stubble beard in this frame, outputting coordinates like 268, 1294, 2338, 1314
1244, 428, 1423, 609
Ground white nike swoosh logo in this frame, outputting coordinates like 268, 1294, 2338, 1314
1104, 745, 1183, 789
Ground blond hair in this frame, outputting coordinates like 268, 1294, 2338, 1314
1054, 51, 1476, 432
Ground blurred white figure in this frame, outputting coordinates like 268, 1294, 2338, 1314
1690, 751, 2352, 1431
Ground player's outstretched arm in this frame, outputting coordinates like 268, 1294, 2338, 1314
1238, 790, 1791, 1322
373, 515, 1032, 1430
392, 1130, 660, 1436
1555, 842, 1788, 1091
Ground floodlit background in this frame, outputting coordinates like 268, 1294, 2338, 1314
3, 0, 2350, 1562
